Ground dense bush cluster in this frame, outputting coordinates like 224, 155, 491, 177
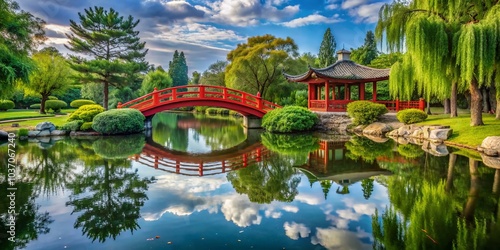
68, 104, 105, 122
346, 101, 388, 125
29, 104, 41, 109
92, 108, 145, 135
397, 108, 428, 124
70, 99, 95, 108
80, 122, 94, 131
262, 106, 317, 133
206, 107, 230, 115
45, 100, 68, 113
0, 100, 15, 111
62, 120, 84, 131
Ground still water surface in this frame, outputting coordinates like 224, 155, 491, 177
0, 112, 499, 250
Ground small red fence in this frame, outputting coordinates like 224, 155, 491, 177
309, 99, 425, 112
118, 85, 281, 117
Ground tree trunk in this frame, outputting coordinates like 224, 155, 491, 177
443, 98, 450, 114
469, 79, 484, 126
450, 82, 458, 117
446, 153, 456, 193
489, 85, 497, 114
497, 95, 500, 119
103, 81, 109, 110
426, 100, 432, 115
465, 91, 471, 109
463, 158, 479, 222
40, 95, 48, 114
482, 87, 491, 113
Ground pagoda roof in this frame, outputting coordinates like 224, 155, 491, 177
283, 60, 390, 82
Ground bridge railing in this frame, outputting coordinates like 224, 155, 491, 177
118, 85, 281, 112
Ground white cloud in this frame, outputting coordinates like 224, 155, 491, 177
282, 205, 299, 213
295, 193, 324, 205
281, 13, 342, 27
284, 222, 311, 240
151, 173, 227, 193
348, 2, 385, 23
311, 227, 372, 250
221, 195, 262, 227
326, 4, 339, 10
206, 0, 299, 26
341, 0, 368, 9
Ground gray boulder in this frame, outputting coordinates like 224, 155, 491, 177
422, 140, 449, 157
37, 130, 51, 137
50, 130, 67, 136
35, 121, 56, 132
428, 128, 453, 141
0, 130, 8, 139
479, 136, 500, 156
481, 154, 500, 169
363, 122, 392, 136
28, 131, 39, 137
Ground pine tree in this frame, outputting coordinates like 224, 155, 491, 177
351, 31, 378, 65
65, 7, 148, 109
168, 50, 188, 87
318, 28, 337, 67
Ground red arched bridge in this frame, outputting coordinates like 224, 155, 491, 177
118, 85, 281, 118
131, 141, 271, 176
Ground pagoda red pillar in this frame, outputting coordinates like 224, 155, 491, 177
372, 81, 377, 101
325, 81, 329, 110
360, 83, 365, 100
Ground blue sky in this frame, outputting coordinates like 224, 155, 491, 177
18, 0, 389, 75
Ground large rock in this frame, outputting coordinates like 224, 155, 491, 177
50, 130, 67, 136
479, 136, 500, 156
28, 131, 39, 137
35, 121, 56, 132
0, 130, 8, 139
428, 128, 453, 142
481, 154, 500, 169
37, 130, 51, 137
422, 140, 449, 157
363, 122, 392, 136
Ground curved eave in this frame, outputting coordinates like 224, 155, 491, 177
283, 70, 313, 82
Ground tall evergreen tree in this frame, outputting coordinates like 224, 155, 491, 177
376, 1, 500, 125
318, 28, 337, 67
0, 0, 45, 97
65, 7, 148, 110
168, 50, 188, 87
351, 31, 378, 65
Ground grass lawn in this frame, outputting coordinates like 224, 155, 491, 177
418, 113, 500, 147
0, 116, 70, 132
0, 109, 76, 121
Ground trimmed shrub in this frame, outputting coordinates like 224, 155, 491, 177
48, 96, 58, 100
45, 100, 68, 113
346, 101, 388, 125
397, 108, 428, 124
29, 104, 41, 109
62, 120, 84, 131
18, 128, 29, 137
70, 99, 96, 108
262, 106, 317, 133
0, 100, 15, 111
92, 108, 145, 135
68, 104, 105, 122
80, 122, 94, 131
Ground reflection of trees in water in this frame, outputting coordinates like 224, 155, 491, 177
65, 138, 153, 242
196, 119, 245, 150
345, 136, 393, 163
372, 152, 497, 249
152, 112, 188, 152
261, 132, 319, 156
227, 153, 302, 204
0, 148, 53, 249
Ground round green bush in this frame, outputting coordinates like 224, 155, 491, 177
17, 128, 29, 137
45, 100, 68, 113
92, 109, 145, 135
62, 120, 84, 131
29, 103, 41, 109
262, 106, 317, 133
346, 101, 388, 125
68, 104, 105, 122
396, 108, 428, 124
0, 100, 15, 111
70, 99, 96, 108
80, 122, 94, 131
48, 96, 58, 100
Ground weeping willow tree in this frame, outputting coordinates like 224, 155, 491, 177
377, 0, 500, 125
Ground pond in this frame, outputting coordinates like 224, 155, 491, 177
0, 112, 499, 250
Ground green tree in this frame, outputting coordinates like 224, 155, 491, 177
25, 48, 73, 114
350, 31, 378, 65
376, 1, 500, 125
369, 52, 403, 69
200, 60, 228, 86
65, 7, 148, 110
168, 50, 189, 87
318, 28, 337, 67
139, 68, 172, 95
191, 71, 200, 85
81, 82, 103, 105
0, 0, 46, 97
226, 34, 298, 98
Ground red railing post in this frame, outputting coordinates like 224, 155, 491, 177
199, 85, 205, 98
117, 102, 122, 108
242, 93, 246, 104
176, 161, 180, 174
223, 88, 227, 99
419, 98, 425, 111
153, 87, 159, 105
257, 92, 262, 109
172, 88, 177, 100
243, 153, 248, 167
199, 162, 203, 176
395, 98, 400, 112
222, 161, 226, 173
